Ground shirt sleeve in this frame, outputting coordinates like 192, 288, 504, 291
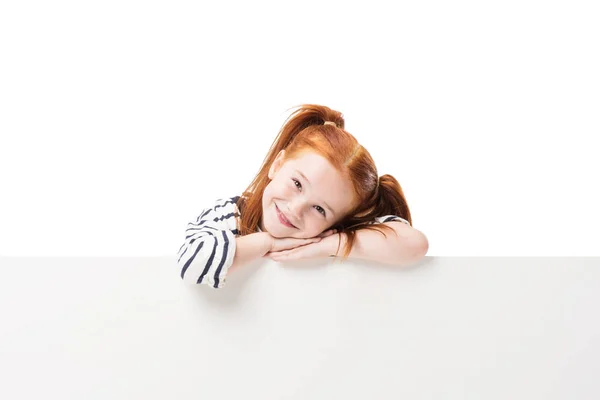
371, 215, 411, 226
176, 197, 240, 288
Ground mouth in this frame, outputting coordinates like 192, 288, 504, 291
276, 205, 297, 228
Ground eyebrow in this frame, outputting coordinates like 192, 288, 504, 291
295, 169, 335, 217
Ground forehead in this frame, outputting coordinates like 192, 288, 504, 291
285, 152, 356, 214
286, 152, 337, 174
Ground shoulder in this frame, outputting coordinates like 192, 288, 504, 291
212, 195, 241, 212
194, 195, 241, 232
209, 195, 242, 219
371, 215, 411, 226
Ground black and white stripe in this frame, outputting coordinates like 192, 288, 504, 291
177, 196, 240, 288
373, 215, 410, 225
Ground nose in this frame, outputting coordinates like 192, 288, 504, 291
288, 197, 307, 221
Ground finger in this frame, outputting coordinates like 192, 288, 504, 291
271, 254, 284, 261
273, 252, 292, 261
320, 229, 337, 238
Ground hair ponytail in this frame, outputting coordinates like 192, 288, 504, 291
376, 174, 412, 225
328, 174, 413, 260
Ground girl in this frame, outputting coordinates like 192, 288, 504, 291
177, 104, 429, 288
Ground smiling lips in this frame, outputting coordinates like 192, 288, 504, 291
276, 205, 296, 228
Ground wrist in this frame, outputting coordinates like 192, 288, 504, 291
323, 233, 345, 257
261, 232, 274, 255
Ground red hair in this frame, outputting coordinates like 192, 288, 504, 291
236, 104, 413, 260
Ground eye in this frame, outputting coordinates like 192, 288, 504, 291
292, 178, 302, 190
291, 178, 327, 217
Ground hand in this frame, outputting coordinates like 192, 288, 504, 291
267, 228, 337, 253
267, 229, 339, 262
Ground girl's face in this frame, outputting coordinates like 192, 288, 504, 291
260, 150, 357, 238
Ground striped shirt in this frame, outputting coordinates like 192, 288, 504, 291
176, 195, 410, 289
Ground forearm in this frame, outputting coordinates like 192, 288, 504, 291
326, 223, 428, 266
230, 232, 272, 272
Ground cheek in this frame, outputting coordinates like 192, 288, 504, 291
262, 186, 270, 203
272, 179, 294, 197
264, 181, 288, 206
262, 185, 276, 210
264, 184, 273, 197
303, 220, 324, 234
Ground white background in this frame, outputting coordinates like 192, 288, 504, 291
1, 0, 599, 257
1, 2, 599, 399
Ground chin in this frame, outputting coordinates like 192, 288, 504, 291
269, 231, 288, 238
266, 220, 297, 238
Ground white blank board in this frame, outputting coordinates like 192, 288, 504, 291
0, 256, 598, 399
